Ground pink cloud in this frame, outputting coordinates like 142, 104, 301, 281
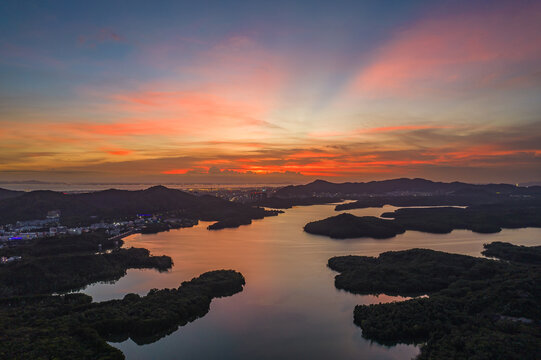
104, 89, 272, 137
136, 34, 290, 107
308, 125, 447, 138
352, 3, 541, 97
162, 168, 192, 174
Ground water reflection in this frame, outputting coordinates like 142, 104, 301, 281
83, 203, 541, 360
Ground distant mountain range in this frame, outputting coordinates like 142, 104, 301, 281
2, 179, 540, 225
0, 185, 273, 225
275, 178, 541, 197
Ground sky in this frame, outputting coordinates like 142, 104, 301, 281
1, 0, 540, 185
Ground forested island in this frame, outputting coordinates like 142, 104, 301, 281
0, 232, 172, 297
0, 229, 246, 359
304, 213, 405, 239
2, 178, 541, 359
380, 203, 541, 234
305, 201, 541, 239
208, 217, 252, 230
0, 270, 245, 359
328, 242, 541, 359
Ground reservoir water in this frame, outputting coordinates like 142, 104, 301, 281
83, 203, 541, 359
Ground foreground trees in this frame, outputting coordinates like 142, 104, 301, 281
0, 270, 245, 359
329, 242, 541, 359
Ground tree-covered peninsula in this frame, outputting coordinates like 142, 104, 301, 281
328, 242, 541, 359
304, 213, 405, 239
0, 232, 172, 297
305, 201, 541, 239
0, 270, 245, 359
0, 230, 246, 359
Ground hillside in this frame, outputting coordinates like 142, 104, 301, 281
275, 178, 541, 197
0, 185, 274, 225
0, 188, 24, 201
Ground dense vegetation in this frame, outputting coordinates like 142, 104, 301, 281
207, 209, 281, 230
304, 213, 405, 239
0, 185, 278, 225
335, 194, 487, 210
1, 232, 118, 258
306, 201, 541, 239
0, 232, 173, 297
208, 217, 252, 230
381, 203, 541, 234
0, 247, 172, 297
140, 219, 198, 234
0, 187, 23, 200
0, 270, 245, 359
482, 241, 541, 265
328, 248, 504, 295
0, 231, 245, 359
328, 243, 541, 359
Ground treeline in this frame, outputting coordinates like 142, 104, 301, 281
305, 201, 541, 239
329, 242, 541, 359
0, 217, 247, 358
304, 213, 405, 239
328, 248, 504, 296
1, 232, 118, 258
381, 203, 541, 234
334, 194, 488, 210
0, 232, 172, 297
140, 219, 198, 234
0, 247, 172, 298
482, 241, 541, 265
0, 270, 245, 359
208, 217, 252, 230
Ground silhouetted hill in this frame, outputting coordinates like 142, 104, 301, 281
0, 186, 273, 225
306, 202, 541, 240
304, 213, 405, 239
275, 178, 540, 197
0, 188, 24, 201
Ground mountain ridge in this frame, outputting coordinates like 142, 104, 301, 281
275, 178, 540, 197
0, 186, 271, 225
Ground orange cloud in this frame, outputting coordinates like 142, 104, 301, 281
353, 3, 541, 97
161, 168, 192, 174
83, 121, 173, 136
106, 149, 132, 156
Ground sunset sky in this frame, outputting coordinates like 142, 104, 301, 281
1, 0, 540, 184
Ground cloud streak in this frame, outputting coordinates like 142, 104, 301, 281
352, 2, 541, 97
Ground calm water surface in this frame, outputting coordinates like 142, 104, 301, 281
83, 204, 541, 360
